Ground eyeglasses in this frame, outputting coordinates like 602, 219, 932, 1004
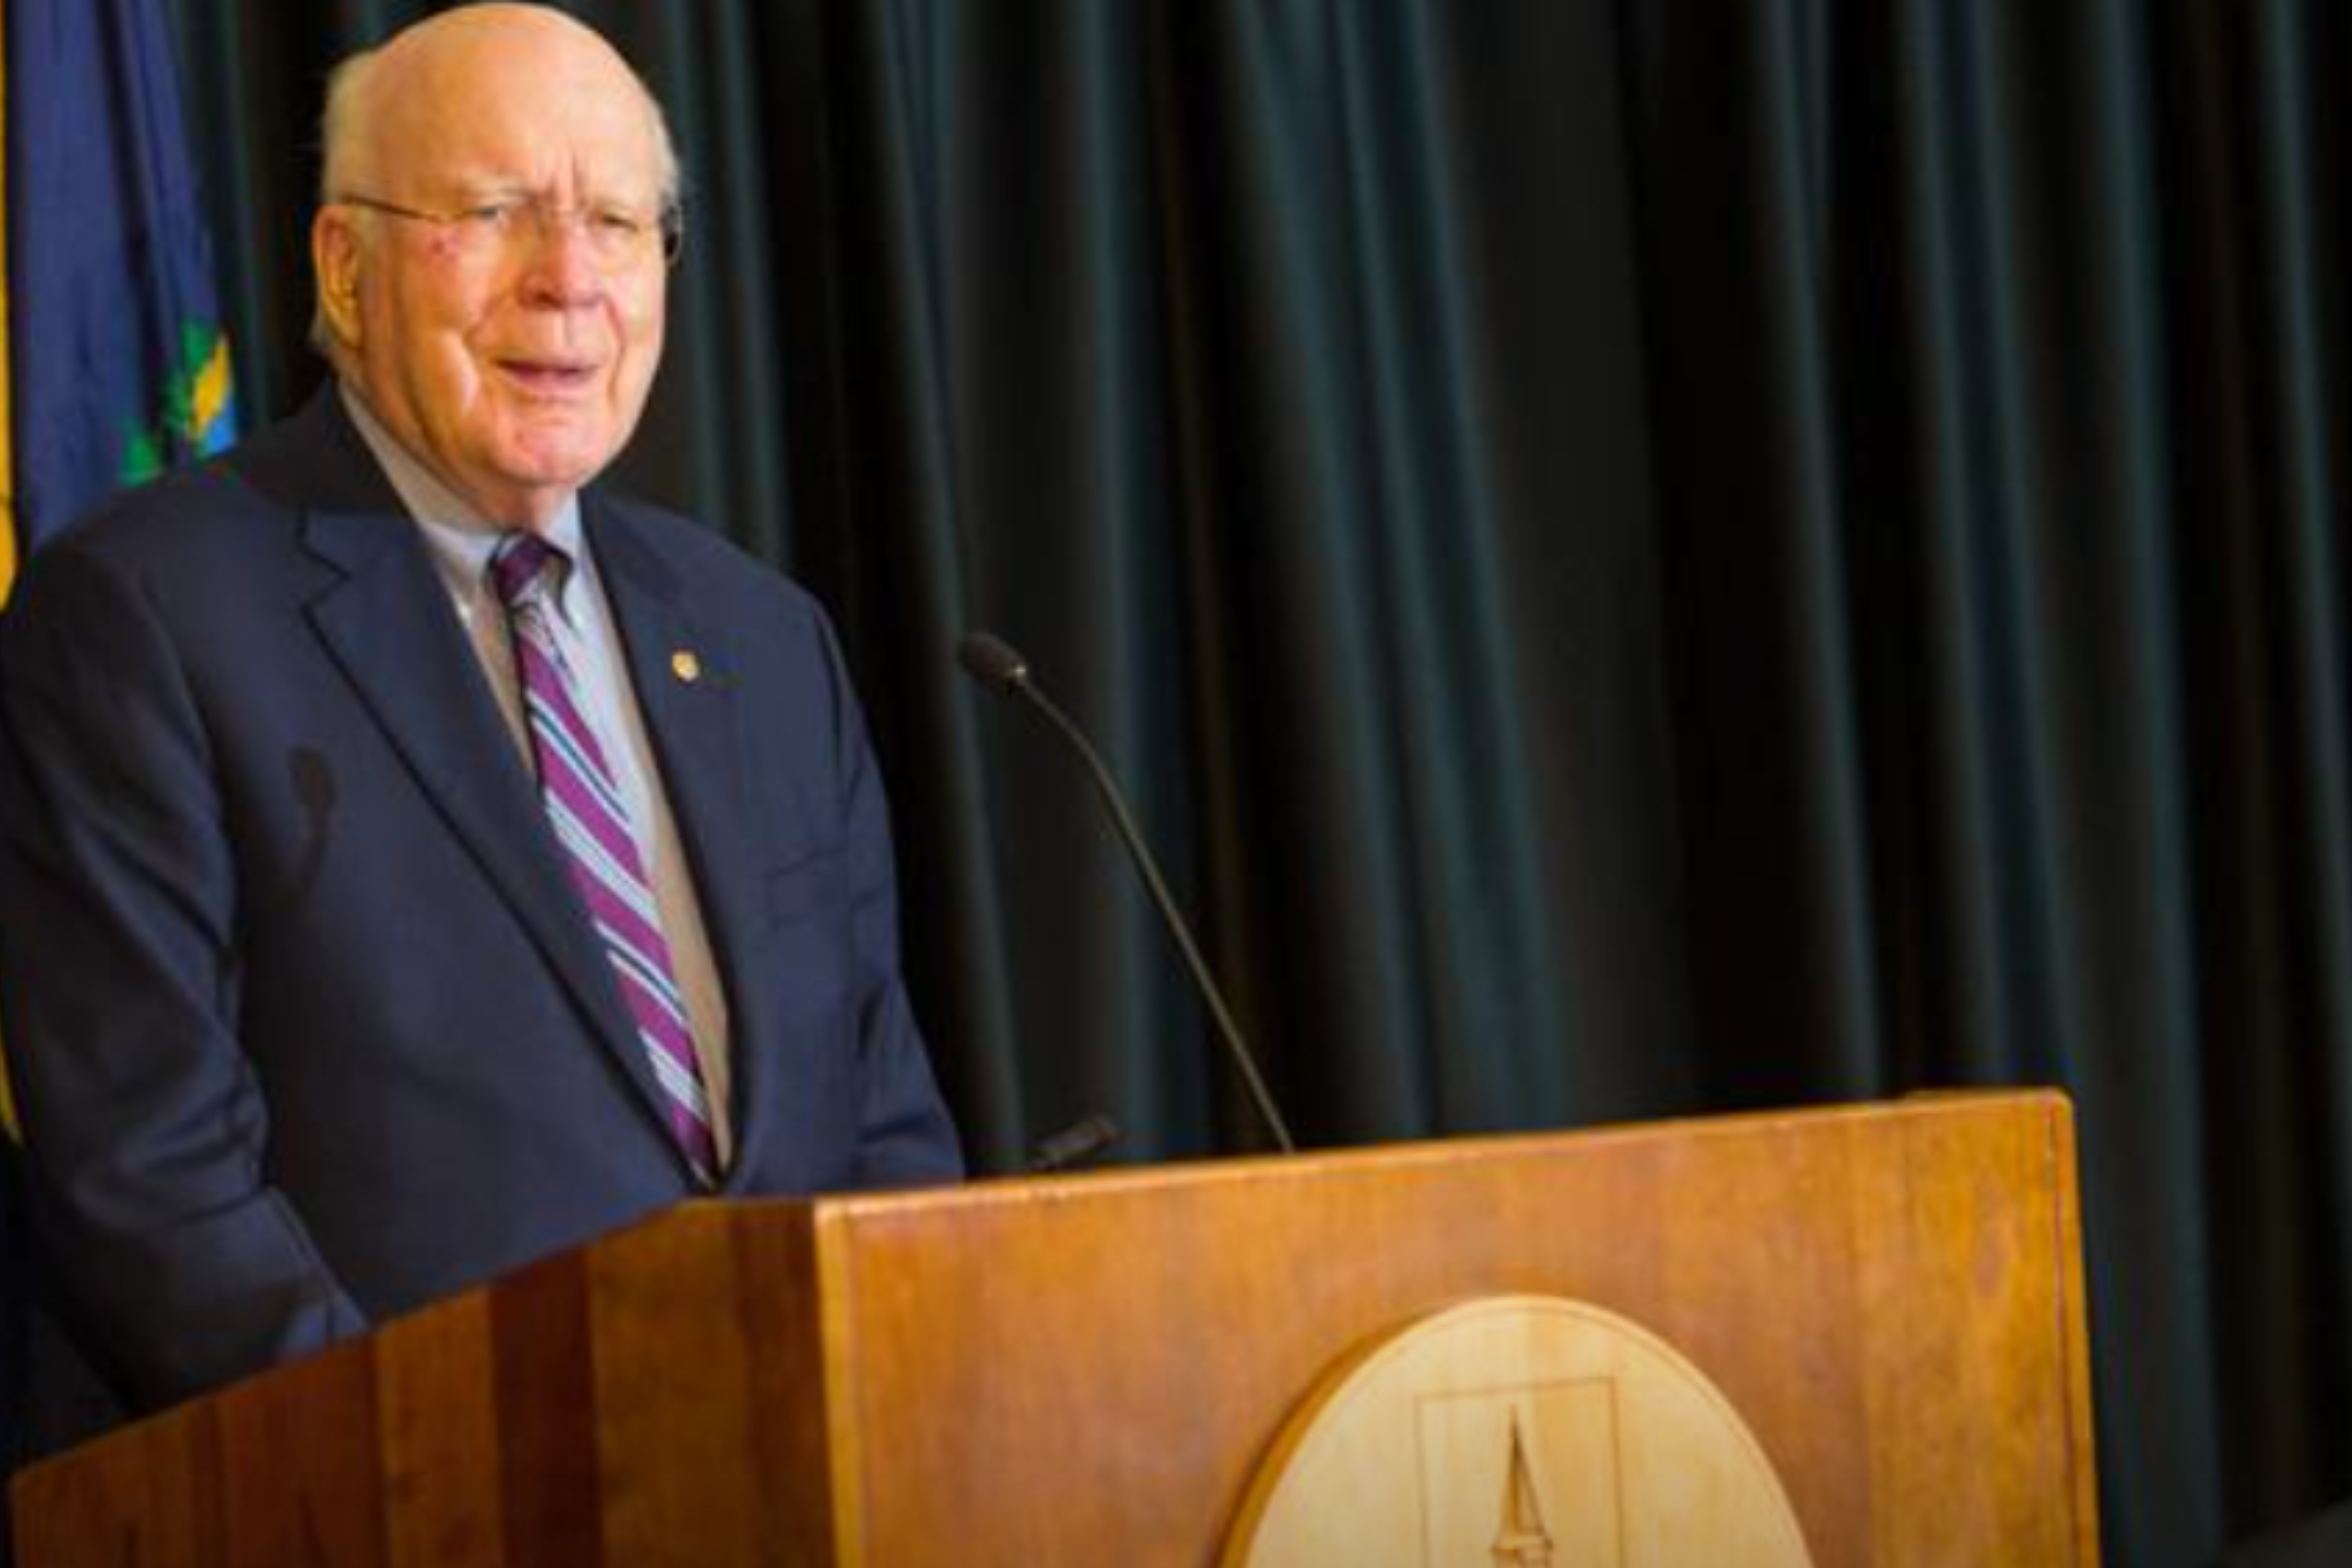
333, 192, 685, 269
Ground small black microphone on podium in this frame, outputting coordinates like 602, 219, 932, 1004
956, 630, 1298, 1155
1027, 1112, 1123, 1174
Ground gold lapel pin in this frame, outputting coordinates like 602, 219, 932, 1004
671, 650, 702, 683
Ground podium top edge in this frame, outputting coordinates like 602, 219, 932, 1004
767, 1086, 2077, 1221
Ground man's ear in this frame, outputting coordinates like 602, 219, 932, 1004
311, 208, 365, 349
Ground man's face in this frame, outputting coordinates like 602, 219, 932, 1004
313, 17, 670, 531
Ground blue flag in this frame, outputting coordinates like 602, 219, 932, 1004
5, 0, 237, 570
1, 0, 237, 1527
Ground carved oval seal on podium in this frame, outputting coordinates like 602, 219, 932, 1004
1223, 1294, 1816, 1568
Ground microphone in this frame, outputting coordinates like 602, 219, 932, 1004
957, 632, 1298, 1154
1026, 1112, 1123, 1173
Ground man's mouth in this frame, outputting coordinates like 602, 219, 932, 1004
497, 358, 600, 394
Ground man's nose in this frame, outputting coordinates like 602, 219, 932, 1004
515, 213, 604, 303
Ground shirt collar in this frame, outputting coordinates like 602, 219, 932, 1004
338, 381, 588, 619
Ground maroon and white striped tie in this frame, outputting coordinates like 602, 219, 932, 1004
491, 534, 719, 1186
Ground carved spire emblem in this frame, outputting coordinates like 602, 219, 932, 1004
1490, 1411, 1555, 1568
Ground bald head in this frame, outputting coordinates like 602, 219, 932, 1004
321, 5, 679, 212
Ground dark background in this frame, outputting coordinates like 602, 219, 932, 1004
90, 2, 2352, 1563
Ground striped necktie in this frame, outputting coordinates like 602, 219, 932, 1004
490, 533, 720, 1187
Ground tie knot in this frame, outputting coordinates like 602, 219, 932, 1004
489, 533, 566, 610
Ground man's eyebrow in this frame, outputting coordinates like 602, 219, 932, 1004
427, 177, 664, 211
434, 177, 534, 201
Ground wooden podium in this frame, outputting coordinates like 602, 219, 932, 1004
11, 1091, 2097, 1565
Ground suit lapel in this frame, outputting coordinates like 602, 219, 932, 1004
587, 501, 777, 1182
298, 497, 682, 1150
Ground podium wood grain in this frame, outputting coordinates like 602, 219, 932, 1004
11, 1091, 2098, 1566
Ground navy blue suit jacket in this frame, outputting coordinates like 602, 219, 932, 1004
0, 389, 960, 1415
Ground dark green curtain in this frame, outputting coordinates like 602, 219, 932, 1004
142, 2, 2351, 1564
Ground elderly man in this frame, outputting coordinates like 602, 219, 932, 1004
0, 4, 960, 1425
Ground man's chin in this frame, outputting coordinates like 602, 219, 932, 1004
490, 438, 616, 492
462, 460, 610, 530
